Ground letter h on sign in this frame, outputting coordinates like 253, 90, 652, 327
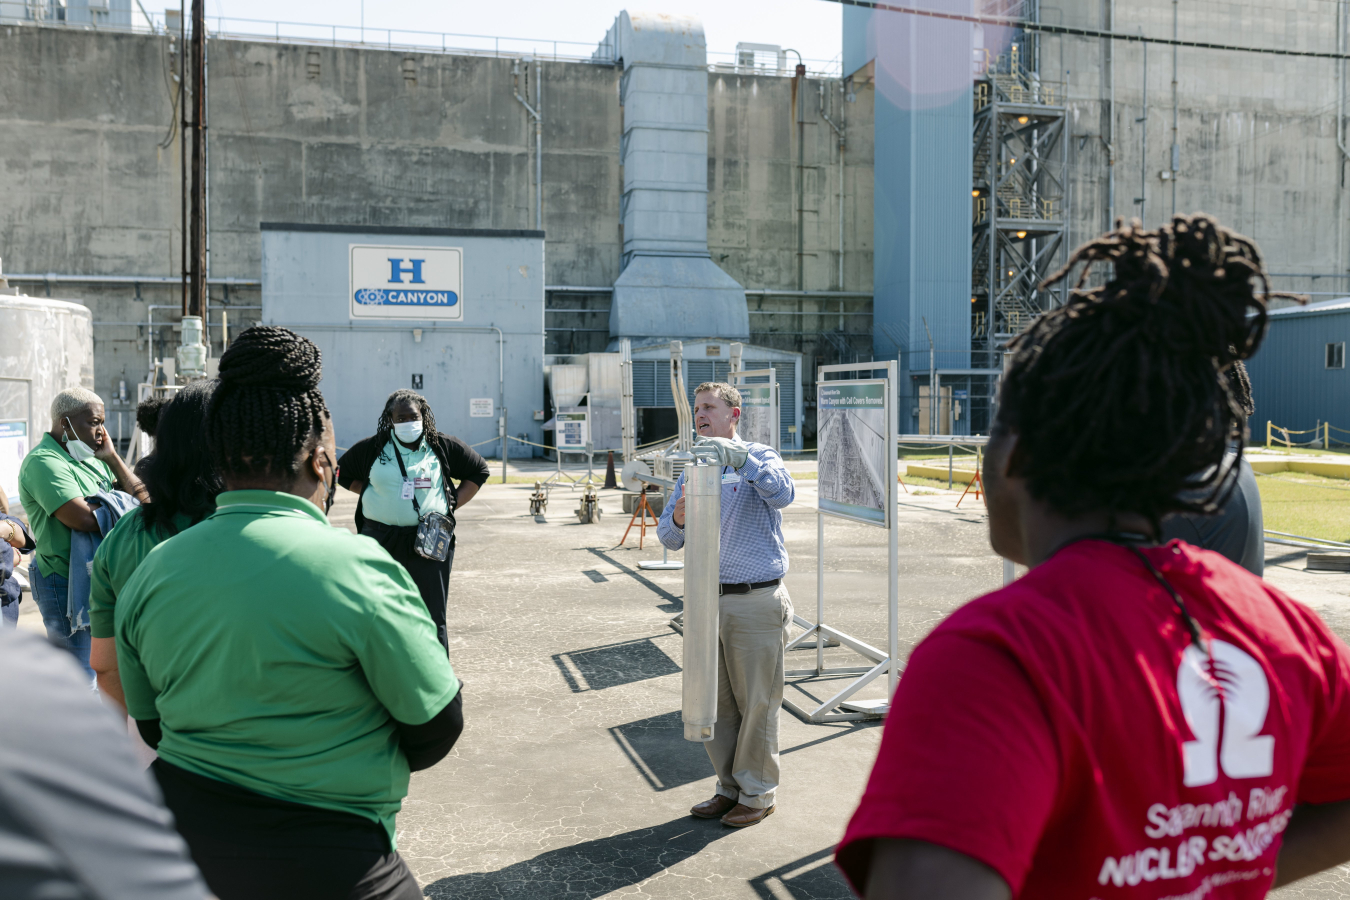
388, 258, 426, 284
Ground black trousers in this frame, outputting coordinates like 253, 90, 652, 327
361, 521, 455, 650
152, 760, 422, 900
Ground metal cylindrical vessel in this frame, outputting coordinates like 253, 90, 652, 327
682, 461, 721, 742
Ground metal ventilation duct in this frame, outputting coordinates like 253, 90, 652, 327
595, 11, 749, 343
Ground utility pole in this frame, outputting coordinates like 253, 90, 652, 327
179, 0, 187, 320
187, 0, 206, 319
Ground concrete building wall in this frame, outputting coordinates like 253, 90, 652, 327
0, 24, 874, 443
1038, 0, 1350, 297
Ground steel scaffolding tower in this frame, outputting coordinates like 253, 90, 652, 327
971, 39, 1068, 364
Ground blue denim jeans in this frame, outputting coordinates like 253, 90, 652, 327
29, 559, 93, 677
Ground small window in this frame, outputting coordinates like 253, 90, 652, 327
1329, 343, 1346, 369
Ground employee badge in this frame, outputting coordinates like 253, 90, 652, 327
401, 480, 416, 500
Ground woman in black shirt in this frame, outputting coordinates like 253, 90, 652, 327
338, 390, 491, 650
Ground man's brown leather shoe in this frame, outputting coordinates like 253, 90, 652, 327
720, 803, 775, 827
690, 795, 738, 819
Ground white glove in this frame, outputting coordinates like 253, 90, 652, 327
694, 436, 749, 469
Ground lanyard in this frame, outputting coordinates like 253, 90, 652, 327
391, 440, 425, 518
389, 439, 453, 515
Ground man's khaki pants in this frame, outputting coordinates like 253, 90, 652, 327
707, 582, 793, 810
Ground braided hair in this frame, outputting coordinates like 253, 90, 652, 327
998, 214, 1271, 530
140, 380, 223, 532
373, 389, 438, 461
206, 326, 329, 480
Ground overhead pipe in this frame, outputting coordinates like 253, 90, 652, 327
512, 57, 543, 231
819, 81, 847, 291
188, 0, 206, 320
1171, 0, 1180, 216
670, 340, 694, 452
1341, 0, 1350, 169
682, 454, 722, 742
620, 337, 636, 460
787, 49, 806, 291
6, 274, 259, 286
1104, 0, 1116, 229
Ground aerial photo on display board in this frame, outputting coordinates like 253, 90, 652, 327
737, 383, 776, 449
816, 381, 888, 526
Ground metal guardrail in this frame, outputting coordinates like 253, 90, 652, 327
1264, 530, 1350, 552
896, 434, 989, 447
0, 13, 842, 76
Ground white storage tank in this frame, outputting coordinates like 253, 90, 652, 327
0, 292, 95, 504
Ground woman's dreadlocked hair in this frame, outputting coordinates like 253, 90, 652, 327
140, 379, 223, 532
373, 389, 438, 461
206, 326, 329, 480
998, 213, 1271, 530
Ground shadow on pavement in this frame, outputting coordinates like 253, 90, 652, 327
609, 710, 712, 792
552, 636, 680, 692
422, 816, 734, 899
585, 547, 682, 613
749, 847, 852, 900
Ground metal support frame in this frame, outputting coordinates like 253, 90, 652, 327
637, 472, 684, 572
784, 361, 900, 724
972, 33, 1068, 362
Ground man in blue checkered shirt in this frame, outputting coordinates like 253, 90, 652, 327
657, 381, 795, 828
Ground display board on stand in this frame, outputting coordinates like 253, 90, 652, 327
783, 361, 899, 724
542, 404, 594, 489
555, 410, 589, 450
730, 368, 778, 452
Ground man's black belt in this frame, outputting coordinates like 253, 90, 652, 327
719, 579, 780, 596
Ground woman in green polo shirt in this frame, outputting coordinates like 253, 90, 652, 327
18, 387, 147, 675
116, 326, 462, 900
89, 380, 222, 709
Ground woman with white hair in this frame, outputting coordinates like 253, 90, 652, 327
18, 387, 146, 674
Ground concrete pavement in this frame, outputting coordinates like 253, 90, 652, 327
14, 474, 1350, 898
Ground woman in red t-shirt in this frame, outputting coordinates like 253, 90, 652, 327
837, 215, 1350, 899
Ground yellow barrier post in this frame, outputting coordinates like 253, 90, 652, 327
1266, 420, 1272, 449
1327, 422, 1331, 450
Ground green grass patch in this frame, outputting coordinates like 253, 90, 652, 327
902, 474, 969, 493
1255, 471, 1350, 542
1252, 445, 1350, 458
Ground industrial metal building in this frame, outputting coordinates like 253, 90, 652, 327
1246, 298, 1350, 437
260, 223, 546, 453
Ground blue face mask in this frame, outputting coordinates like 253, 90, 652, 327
393, 420, 424, 444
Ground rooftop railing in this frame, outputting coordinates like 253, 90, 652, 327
0, 7, 841, 77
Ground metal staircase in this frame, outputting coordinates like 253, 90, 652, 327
971, 33, 1068, 355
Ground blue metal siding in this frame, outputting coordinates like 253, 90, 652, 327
846, 2, 974, 435
1245, 308, 1350, 433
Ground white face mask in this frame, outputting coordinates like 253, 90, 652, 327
63, 418, 97, 463
393, 420, 424, 444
